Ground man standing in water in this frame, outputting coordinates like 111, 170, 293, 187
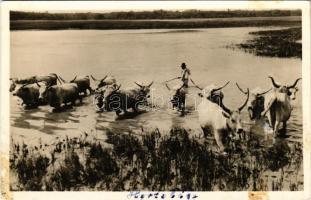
178, 62, 191, 88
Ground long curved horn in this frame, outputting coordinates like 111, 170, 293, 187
116, 84, 121, 90
59, 76, 66, 83
258, 88, 272, 96
212, 81, 230, 93
134, 82, 143, 88
148, 81, 154, 88
238, 88, 249, 112
49, 73, 57, 77
235, 82, 247, 94
90, 75, 97, 81
165, 83, 171, 91
100, 75, 108, 82
268, 76, 280, 88
221, 103, 232, 115
71, 76, 77, 82
53, 74, 63, 84
288, 78, 302, 89
35, 81, 41, 88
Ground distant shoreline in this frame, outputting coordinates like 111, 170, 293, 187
10, 16, 301, 31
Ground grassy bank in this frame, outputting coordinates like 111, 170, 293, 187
236, 27, 302, 58
10, 127, 303, 191
10, 16, 301, 30
11, 10, 301, 20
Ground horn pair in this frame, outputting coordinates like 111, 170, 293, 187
91, 75, 108, 82
222, 87, 249, 114
236, 82, 271, 96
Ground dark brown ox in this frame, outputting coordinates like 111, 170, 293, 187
103, 82, 153, 116
165, 82, 187, 115
12, 82, 47, 108
43, 83, 81, 109
236, 83, 271, 120
10, 73, 61, 92
261, 76, 301, 137
59, 75, 92, 96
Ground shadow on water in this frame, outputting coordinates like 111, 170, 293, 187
11, 107, 48, 130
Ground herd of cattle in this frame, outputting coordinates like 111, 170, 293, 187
10, 73, 301, 152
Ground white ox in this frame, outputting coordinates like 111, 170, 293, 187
197, 84, 249, 152
261, 76, 301, 137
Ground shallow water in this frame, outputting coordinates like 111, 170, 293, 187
10, 27, 302, 144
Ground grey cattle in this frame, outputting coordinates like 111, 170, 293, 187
261, 76, 301, 137
10, 73, 61, 92
12, 82, 48, 108
102, 82, 153, 116
43, 83, 81, 109
198, 87, 249, 152
59, 75, 92, 96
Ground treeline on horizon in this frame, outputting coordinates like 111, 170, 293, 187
11, 9, 301, 20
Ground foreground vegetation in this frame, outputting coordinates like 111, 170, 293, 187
236, 27, 302, 58
10, 127, 303, 191
11, 10, 301, 20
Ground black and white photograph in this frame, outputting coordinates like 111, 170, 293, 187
1, 1, 310, 199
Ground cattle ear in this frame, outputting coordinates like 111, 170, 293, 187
198, 93, 204, 97
222, 111, 230, 118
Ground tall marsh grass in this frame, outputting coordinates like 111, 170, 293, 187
10, 127, 303, 191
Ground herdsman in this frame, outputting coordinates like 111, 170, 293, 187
178, 62, 191, 88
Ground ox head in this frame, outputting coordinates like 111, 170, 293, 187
198, 81, 229, 105
91, 75, 116, 90
223, 88, 249, 138
222, 89, 249, 136
268, 76, 301, 100
134, 81, 154, 98
12, 83, 29, 98
236, 83, 271, 120
10, 78, 17, 92
36, 81, 49, 102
